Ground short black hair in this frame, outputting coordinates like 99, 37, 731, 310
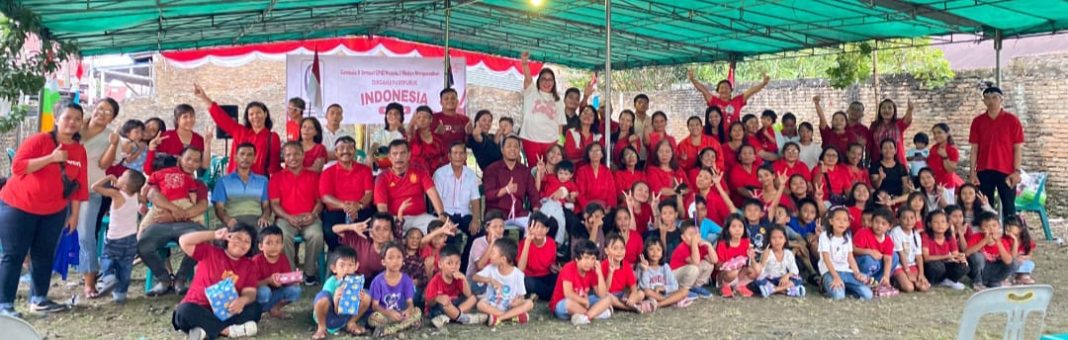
415, 105, 434, 114
236, 142, 256, 154
259, 225, 284, 244
288, 97, 306, 110
379, 240, 405, 259
119, 119, 144, 139
913, 132, 930, 145
439, 246, 461, 259
573, 239, 600, 259
493, 238, 518, 265
556, 160, 575, 174
761, 109, 777, 122
975, 211, 1000, 227
741, 198, 764, 211
329, 245, 359, 268
223, 222, 258, 258
633, 93, 649, 104
335, 136, 356, 147
439, 87, 458, 98
565, 87, 581, 98
427, 219, 446, 233
605, 233, 626, 248
388, 139, 410, 152
781, 112, 796, 123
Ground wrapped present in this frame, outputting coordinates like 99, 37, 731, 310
337, 275, 365, 315
206, 278, 239, 320
277, 271, 303, 285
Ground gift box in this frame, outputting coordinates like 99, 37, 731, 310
337, 275, 365, 315
206, 278, 239, 320
277, 271, 303, 285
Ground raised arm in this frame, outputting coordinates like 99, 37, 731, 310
813, 95, 829, 130
521, 51, 532, 90
742, 74, 770, 100
688, 69, 715, 104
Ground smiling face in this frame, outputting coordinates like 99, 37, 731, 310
90, 101, 117, 127
177, 111, 196, 131
580, 107, 595, 127
225, 231, 253, 259
605, 239, 626, 262
382, 247, 404, 272
370, 219, 394, 244
386, 108, 403, 128
56, 107, 84, 137
335, 141, 355, 164
656, 142, 673, 165
476, 112, 493, 132
441, 91, 459, 112
179, 149, 203, 173
537, 69, 556, 92
259, 234, 284, 259
502, 137, 521, 162
614, 209, 633, 232
789, 176, 808, 196
300, 119, 318, 142
283, 144, 304, 170
247, 105, 267, 130
687, 118, 702, 137
652, 114, 667, 132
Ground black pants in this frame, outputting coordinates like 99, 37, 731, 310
443, 213, 476, 273
967, 253, 1016, 287
172, 302, 262, 339
138, 222, 206, 284
321, 208, 375, 251
923, 260, 967, 283
977, 170, 1016, 218
524, 274, 557, 301
0, 200, 66, 307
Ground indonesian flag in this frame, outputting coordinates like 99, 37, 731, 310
306, 49, 322, 110
444, 54, 455, 89
727, 60, 736, 87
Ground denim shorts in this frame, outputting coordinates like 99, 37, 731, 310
554, 295, 601, 319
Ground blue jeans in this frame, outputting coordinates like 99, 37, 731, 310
822, 271, 873, 301
257, 284, 303, 312
76, 193, 103, 273
554, 295, 602, 319
100, 235, 138, 297
855, 253, 900, 282
1016, 260, 1035, 274
0, 200, 68, 307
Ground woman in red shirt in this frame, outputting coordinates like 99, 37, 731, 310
195, 85, 282, 176
145, 103, 208, 175
686, 167, 734, 226
813, 147, 853, 205
576, 143, 617, 210
645, 140, 687, 199
613, 146, 645, 200
298, 117, 328, 172
727, 145, 762, 207
172, 225, 261, 339
629, 181, 654, 235
703, 105, 725, 142
721, 122, 748, 173
612, 110, 643, 165
844, 143, 871, 186
928, 123, 964, 190
742, 114, 778, 163
772, 142, 812, 182
564, 105, 603, 163
677, 116, 723, 173
645, 111, 677, 156
814, 95, 855, 154
687, 147, 723, 190
868, 99, 914, 164
0, 103, 90, 316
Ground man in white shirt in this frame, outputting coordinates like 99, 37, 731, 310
433, 141, 482, 268
321, 104, 353, 163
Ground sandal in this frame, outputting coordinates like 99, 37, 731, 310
345, 323, 367, 336
311, 329, 328, 340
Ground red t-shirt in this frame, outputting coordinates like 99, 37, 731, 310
374, 167, 435, 216
966, 233, 1014, 261
420, 245, 441, 276
144, 130, 204, 175
409, 133, 447, 173
868, 120, 910, 164
319, 162, 374, 210
612, 169, 645, 197
268, 169, 320, 215
540, 176, 579, 203
686, 189, 732, 226
669, 242, 710, 270
576, 164, 617, 210
846, 123, 870, 149
848, 206, 864, 235
424, 272, 466, 312
645, 133, 677, 155
149, 167, 207, 202
633, 202, 653, 235
921, 234, 959, 257
728, 164, 760, 206
927, 143, 964, 188
600, 260, 636, 294
182, 244, 258, 307
817, 165, 853, 197
550, 261, 600, 308
302, 143, 328, 171
716, 238, 750, 264
209, 103, 281, 176
645, 166, 686, 196
0, 132, 89, 214
286, 119, 300, 142
431, 112, 471, 149
853, 227, 895, 256
969, 110, 1024, 175
676, 135, 723, 172
518, 238, 557, 278
773, 159, 812, 182
623, 230, 644, 264
819, 127, 854, 155
707, 95, 746, 125
252, 253, 293, 281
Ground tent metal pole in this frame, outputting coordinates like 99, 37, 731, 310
444, 1, 452, 89
604, 0, 613, 167
994, 30, 1003, 86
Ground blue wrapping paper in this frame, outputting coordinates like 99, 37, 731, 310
206, 278, 239, 320
338, 275, 365, 315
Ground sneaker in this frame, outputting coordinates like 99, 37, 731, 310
689, 286, 714, 299
787, 286, 806, 297
720, 285, 733, 298
736, 285, 754, 298
0, 307, 22, 319
875, 284, 899, 298
146, 282, 173, 297
187, 327, 207, 340
675, 296, 696, 308
96, 274, 118, 295
29, 300, 69, 314
759, 282, 774, 298
456, 313, 471, 325
570, 314, 590, 326
303, 275, 319, 286
463, 313, 487, 325
972, 282, 987, 291
516, 312, 529, 324
431, 315, 451, 329
939, 279, 966, 290
594, 308, 612, 320
487, 314, 500, 327
113, 292, 128, 305
226, 321, 257, 338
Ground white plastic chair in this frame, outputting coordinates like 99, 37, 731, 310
957, 284, 1053, 340
0, 315, 42, 340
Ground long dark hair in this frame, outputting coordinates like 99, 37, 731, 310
642, 236, 667, 266
923, 210, 949, 241
647, 139, 678, 170
704, 105, 725, 142
537, 68, 560, 101
300, 117, 323, 144
243, 101, 273, 130
932, 123, 955, 145
583, 142, 606, 166
1004, 216, 1033, 255
613, 109, 637, 142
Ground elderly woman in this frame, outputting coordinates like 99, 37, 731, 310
0, 102, 90, 317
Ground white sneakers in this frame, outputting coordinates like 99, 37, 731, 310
940, 279, 967, 290
432, 315, 452, 329
570, 314, 591, 326
226, 321, 258, 338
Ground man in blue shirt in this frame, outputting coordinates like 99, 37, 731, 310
212, 143, 271, 228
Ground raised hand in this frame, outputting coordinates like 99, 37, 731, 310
51, 144, 68, 163
149, 132, 168, 150
193, 83, 212, 104
506, 177, 518, 194
813, 95, 821, 104
108, 132, 120, 146
520, 51, 529, 64
761, 73, 770, 85
397, 198, 413, 218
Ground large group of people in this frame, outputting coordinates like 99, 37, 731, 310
0, 50, 1037, 339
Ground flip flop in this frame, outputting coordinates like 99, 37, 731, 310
84, 287, 101, 299
346, 323, 367, 336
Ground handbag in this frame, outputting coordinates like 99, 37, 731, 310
50, 132, 80, 199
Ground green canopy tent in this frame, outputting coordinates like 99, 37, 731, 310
6, 0, 1068, 163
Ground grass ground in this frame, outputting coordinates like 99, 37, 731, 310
15, 218, 1068, 339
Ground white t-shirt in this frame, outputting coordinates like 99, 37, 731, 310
890, 226, 922, 266
759, 249, 800, 280
517, 84, 565, 143
322, 124, 354, 152
798, 141, 822, 170
818, 233, 853, 275
476, 264, 527, 311
107, 191, 140, 239
82, 127, 115, 184
370, 128, 405, 151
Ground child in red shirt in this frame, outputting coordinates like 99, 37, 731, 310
920, 211, 967, 290
716, 215, 756, 298
853, 208, 897, 293
420, 220, 458, 283
425, 247, 484, 329
254, 226, 302, 318
171, 224, 260, 340
141, 147, 207, 230
670, 221, 717, 298
541, 160, 579, 210
550, 240, 613, 325
602, 234, 646, 313
1004, 218, 1036, 285
518, 213, 558, 301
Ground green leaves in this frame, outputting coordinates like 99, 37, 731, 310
0, 6, 78, 133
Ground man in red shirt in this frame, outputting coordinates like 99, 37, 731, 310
373, 139, 446, 235
320, 136, 374, 249
431, 88, 470, 149
483, 136, 540, 231
968, 86, 1025, 218
285, 97, 305, 142
845, 101, 870, 150
688, 70, 770, 126
269, 142, 324, 285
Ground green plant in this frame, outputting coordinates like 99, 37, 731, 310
0, 5, 78, 133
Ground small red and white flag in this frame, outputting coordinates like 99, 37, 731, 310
306, 49, 323, 111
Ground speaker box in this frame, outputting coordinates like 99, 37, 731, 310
215, 105, 239, 140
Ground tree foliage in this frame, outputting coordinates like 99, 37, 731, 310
0, 4, 78, 133
568, 38, 955, 92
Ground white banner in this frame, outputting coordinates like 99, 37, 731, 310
285, 55, 467, 124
